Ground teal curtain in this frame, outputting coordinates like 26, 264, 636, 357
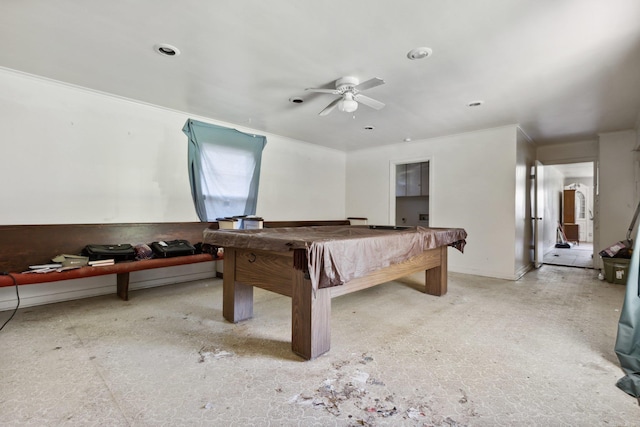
183, 119, 267, 221
615, 224, 640, 398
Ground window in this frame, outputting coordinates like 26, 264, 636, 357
183, 119, 267, 221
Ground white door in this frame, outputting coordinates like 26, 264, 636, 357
534, 161, 545, 268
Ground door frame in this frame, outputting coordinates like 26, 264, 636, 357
534, 160, 544, 268
389, 157, 432, 226
536, 159, 598, 267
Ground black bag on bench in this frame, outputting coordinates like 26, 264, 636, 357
83, 244, 136, 262
150, 240, 196, 258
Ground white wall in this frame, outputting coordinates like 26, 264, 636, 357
258, 136, 346, 220
0, 68, 346, 309
346, 126, 520, 279
598, 130, 638, 268
0, 68, 346, 224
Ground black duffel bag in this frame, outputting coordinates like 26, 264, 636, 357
82, 244, 136, 261
150, 240, 196, 258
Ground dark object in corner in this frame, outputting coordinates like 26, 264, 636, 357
150, 240, 196, 258
555, 243, 571, 249
194, 242, 220, 258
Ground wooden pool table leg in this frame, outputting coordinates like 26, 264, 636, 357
291, 270, 331, 360
425, 245, 448, 296
222, 248, 254, 322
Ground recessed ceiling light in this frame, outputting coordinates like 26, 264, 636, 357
289, 97, 304, 104
403, 137, 412, 142
154, 43, 180, 57
467, 100, 484, 107
407, 47, 432, 60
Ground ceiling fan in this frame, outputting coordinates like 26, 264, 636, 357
305, 76, 385, 116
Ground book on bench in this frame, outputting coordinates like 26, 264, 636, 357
88, 259, 115, 267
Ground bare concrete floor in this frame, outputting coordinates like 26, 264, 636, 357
1, 265, 637, 426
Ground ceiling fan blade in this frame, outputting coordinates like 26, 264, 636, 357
305, 88, 340, 94
319, 98, 340, 116
354, 94, 385, 110
354, 77, 385, 92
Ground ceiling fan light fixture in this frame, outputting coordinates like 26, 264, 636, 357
338, 99, 358, 113
307, 76, 384, 116
338, 93, 358, 113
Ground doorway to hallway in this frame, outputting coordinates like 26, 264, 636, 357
541, 161, 595, 269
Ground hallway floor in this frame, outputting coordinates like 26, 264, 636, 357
543, 242, 594, 269
1, 265, 637, 426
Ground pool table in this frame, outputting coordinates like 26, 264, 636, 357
203, 225, 466, 360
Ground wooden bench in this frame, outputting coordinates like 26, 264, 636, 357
0, 222, 220, 300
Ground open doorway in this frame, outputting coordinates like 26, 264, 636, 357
395, 161, 429, 227
542, 161, 595, 268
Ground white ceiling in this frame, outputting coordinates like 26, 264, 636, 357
550, 162, 594, 179
2, 0, 640, 152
